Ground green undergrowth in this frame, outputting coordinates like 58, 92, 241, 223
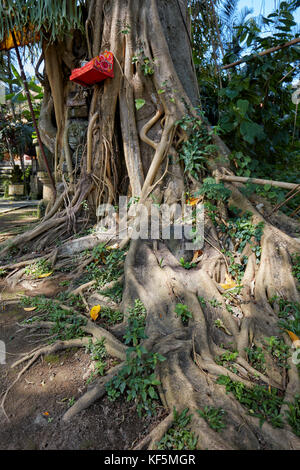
85, 243, 126, 289
220, 210, 264, 272
269, 296, 300, 376
21, 294, 87, 343
286, 395, 300, 438
197, 406, 227, 433
265, 336, 291, 370
174, 303, 193, 325
203, 207, 265, 284
176, 111, 220, 180
24, 258, 52, 279
217, 375, 300, 437
292, 254, 300, 285
85, 338, 108, 384
215, 351, 239, 374
195, 177, 231, 202
245, 344, 266, 373
217, 375, 284, 428
106, 300, 166, 417
215, 336, 290, 377
99, 281, 124, 304
80, 244, 126, 303
157, 408, 198, 450
98, 306, 123, 327
270, 297, 300, 337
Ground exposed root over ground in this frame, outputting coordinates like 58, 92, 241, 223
1, 182, 300, 450
1, 0, 299, 450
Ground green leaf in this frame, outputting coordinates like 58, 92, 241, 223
240, 121, 265, 144
135, 99, 146, 110
28, 81, 42, 93
148, 386, 156, 399
236, 99, 249, 117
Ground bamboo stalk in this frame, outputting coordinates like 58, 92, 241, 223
221, 37, 300, 70
219, 175, 299, 191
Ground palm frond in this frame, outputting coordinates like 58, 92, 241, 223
0, 0, 83, 45
237, 7, 254, 27
219, 0, 240, 27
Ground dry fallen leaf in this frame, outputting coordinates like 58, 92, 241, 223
187, 197, 201, 206
90, 305, 101, 321
220, 279, 237, 290
286, 330, 300, 348
220, 273, 238, 290
107, 243, 119, 250
38, 272, 53, 278
191, 250, 203, 264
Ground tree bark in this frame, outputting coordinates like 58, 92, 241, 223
1, 0, 300, 450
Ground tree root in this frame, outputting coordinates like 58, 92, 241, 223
133, 412, 174, 450
120, 230, 300, 449
62, 363, 124, 422
1, 337, 91, 422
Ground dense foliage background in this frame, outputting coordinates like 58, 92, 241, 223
190, 0, 300, 215
0, 0, 299, 214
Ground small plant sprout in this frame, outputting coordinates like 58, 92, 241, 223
197, 406, 227, 432
175, 303, 193, 325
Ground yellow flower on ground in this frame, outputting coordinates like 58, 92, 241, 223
90, 305, 101, 321
187, 197, 201, 206
38, 272, 53, 278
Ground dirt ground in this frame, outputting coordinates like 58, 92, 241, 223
0, 294, 167, 450
0, 206, 39, 244
0, 206, 166, 450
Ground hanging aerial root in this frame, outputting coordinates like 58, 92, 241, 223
139, 106, 164, 150
87, 112, 99, 174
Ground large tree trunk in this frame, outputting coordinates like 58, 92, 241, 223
1, 0, 300, 450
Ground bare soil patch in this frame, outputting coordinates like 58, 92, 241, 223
0, 207, 39, 244
0, 291, 167, 450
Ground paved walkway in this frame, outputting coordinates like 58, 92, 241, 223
0, 200, 39, 214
